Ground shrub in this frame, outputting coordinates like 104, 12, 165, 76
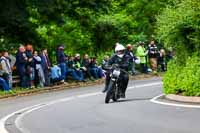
163, 55, 200, 96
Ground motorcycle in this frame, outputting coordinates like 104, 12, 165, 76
105, 64, 125, 104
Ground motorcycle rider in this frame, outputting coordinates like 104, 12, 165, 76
102, 44, 129, 98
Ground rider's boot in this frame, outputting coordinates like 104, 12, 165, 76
120, 92, 126, 98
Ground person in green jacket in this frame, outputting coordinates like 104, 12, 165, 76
136, 42, 148, 73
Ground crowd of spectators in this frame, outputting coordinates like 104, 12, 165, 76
0, 41, 173, 92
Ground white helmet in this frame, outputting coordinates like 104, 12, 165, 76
115, 44, 125, 58
115, 44, 125, 52
135, 58, 140, 64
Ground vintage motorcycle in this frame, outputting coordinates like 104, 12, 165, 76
105, 64, 126, 104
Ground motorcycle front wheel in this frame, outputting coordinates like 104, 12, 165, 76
105, 81, 115, 104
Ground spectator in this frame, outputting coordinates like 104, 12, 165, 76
0, 77, 10, 91
102, 55, 110, 77
102, 55, 109, 69
33, 51, 45, 87
40, 48, 51, 86
50, 65, 64, 83
82, 54, 93, 80
25, 44, 34, 88
157, 49, 166, 72
0, 51, 12, 89
66, 56, 84, 82
16, 45, 28, 88
136, 42, 148, 73
56, 45, 67, 80
125, 44, 137, 75
147, 40, 159, 74
90, 57, 103, 79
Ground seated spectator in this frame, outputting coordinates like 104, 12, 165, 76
0, 51, 12, 89
90, 57, 103, 79
50, 65, 64, 83
0, 77, 10, 91
33, 51, 45, 87
82, 54, 93, 80
66, 56, 84, 82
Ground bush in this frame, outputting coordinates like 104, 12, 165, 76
163, 55, 200, 96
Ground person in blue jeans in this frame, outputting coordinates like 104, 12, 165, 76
56, 45, 67, 80
66, 56, 84, 82
0, 77, 10, 91
50, 65, 64, 83
90, 57, 103, 79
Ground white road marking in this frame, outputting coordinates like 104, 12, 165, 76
0, 81, 162, 133
150, 94, 200, 108
128, 82, 162, 90
77, 92, 102, 98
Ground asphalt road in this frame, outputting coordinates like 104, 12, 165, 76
1, 77, 200, 133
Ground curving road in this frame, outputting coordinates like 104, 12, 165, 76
0, 77, 200, 133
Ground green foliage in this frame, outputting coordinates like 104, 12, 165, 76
164, 55, 200, 96
0, 0, 171, 54
156, 0, 200, 63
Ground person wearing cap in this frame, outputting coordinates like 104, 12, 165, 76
136, 41, 148, 73
56, 44, 67, 80
125, 44, 137, 75
102, 44, 129, 98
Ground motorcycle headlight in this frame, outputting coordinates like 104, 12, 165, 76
112, 70, 120, 77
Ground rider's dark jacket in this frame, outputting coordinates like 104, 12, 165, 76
107, 54, 130, 72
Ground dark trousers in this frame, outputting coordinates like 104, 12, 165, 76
44, 69, 50, 86
140, 63, 148, 73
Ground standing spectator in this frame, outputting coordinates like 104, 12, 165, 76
125, 44, 137, 75
147, 40, 159, 74
25, 44, 34, 88
0, 51, 12, 89
16, 45, 28, 88
158, 49, 166, 72
40, 48, 51, 86
136, 42, 148, 73
33, 51, 45, 87
56, 45, 67, 80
